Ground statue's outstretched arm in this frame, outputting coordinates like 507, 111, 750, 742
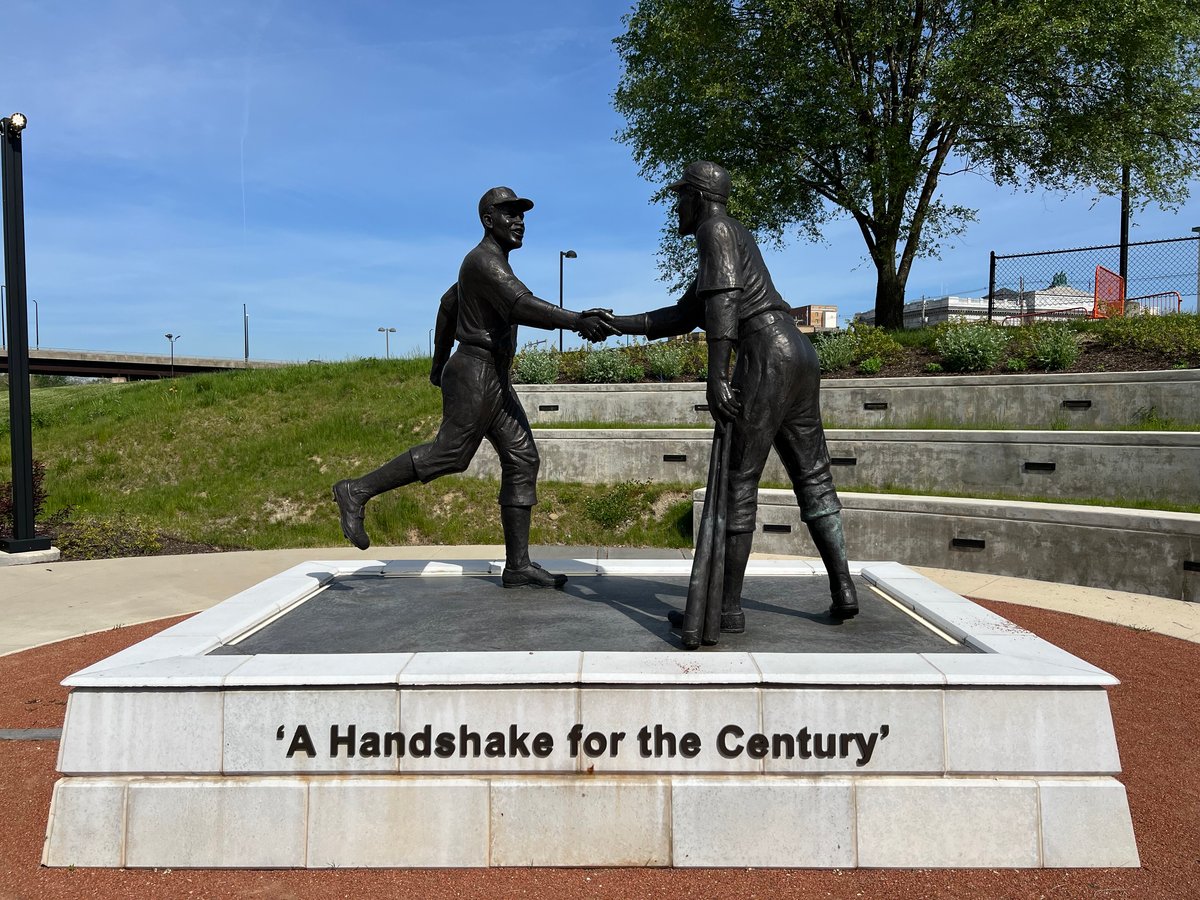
511, 294, 618, 342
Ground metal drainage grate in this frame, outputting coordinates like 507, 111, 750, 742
762, 523, 793, 534
1061, 399, 1092, 410
537, 404, 560, 412
663, 454, 687, 463
0, 728, 62, 741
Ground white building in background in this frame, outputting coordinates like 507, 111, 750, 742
855, 285, 1096, 328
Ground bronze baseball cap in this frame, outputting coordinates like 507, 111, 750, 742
667, 161, 731, 202
478, 186, 534, 218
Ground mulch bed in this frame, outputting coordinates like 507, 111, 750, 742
1, 601, 1197, 900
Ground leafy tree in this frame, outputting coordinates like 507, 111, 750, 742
613, 0, 1200, 327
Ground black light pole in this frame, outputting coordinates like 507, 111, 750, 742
164, 333, 180, 377
1, 284, 6, 348
1, 112, 50, 553
30, 296, 38, 348
243, 304, 250, 365
558, 249, 576, 351
378, 326, 396, 358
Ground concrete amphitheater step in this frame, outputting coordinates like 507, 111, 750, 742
514, 369, 1200, 430
467, 427, 1200, 506
695, 489, 1200, 602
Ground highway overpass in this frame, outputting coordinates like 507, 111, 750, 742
0, 347, 292, 379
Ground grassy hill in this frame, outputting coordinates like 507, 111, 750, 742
0, 359, 694, 556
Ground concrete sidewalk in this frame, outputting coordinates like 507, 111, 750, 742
1, 545, 1197, 657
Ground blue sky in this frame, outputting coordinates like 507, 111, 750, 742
5, 1, 1200, 362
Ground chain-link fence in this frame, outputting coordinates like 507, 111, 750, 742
988, 235, 1200, 320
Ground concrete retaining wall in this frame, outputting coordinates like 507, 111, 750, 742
467, 428, 1200, 505
515, 369, 1200, 429
696, 489, 1200, 602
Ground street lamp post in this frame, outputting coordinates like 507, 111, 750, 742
243, 304, 250, 365
378, 326, 396, 358
164, 333, 180, 378
558, 249, 577, 351
1, 284, 6, 348
30, 296, 38, 348
1, 111, 51, 552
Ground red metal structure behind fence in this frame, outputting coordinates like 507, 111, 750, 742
1094, 266, 1125, 318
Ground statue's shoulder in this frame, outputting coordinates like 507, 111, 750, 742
696, 213, 741, 245
459, 242, 492, 282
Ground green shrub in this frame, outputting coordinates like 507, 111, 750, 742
846, 322, 905, 363
643, 340, 689, 380
0, 459, 47, 533
557, 348, 588, 383
1090, 313, 1200, 361
924, 362, 943, 373
583, 348, 644, 383
58, 514, 162, 560
1013, 323, 1080, 370
1006, 357, 1028, 372
689, 342, 709, 380
511, 344, 560, 384
934, 323, 1010, 371
584, 480, 652, 528
812, 332, 856, 372
857, 356, 883, 375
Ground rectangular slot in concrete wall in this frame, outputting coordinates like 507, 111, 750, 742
951, 538, 987, 551
1023, 461, 1056, 473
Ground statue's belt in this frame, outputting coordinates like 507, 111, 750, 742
457, 343, 513, 364
738, 308, 794, 338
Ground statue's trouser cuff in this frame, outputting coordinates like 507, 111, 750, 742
408, 348, 539, 507
721, 317, 841, 534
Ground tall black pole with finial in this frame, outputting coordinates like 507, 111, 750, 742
2, 112, 50, 553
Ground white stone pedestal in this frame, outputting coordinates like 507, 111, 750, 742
43, 559, 1139, 868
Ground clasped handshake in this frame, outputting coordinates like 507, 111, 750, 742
575, 308, 621, 342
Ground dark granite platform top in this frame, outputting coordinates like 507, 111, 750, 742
212, 573, 973, 655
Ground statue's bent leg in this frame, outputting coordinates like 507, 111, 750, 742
719, 531, 754, 632
805, 511, 859, 619
774, 399, 858, 619
498, 504, 566, 589
490, 384, 565, 590
717, 333, 788, 631
332, 451, 417, 550
332, 351, 489, 550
